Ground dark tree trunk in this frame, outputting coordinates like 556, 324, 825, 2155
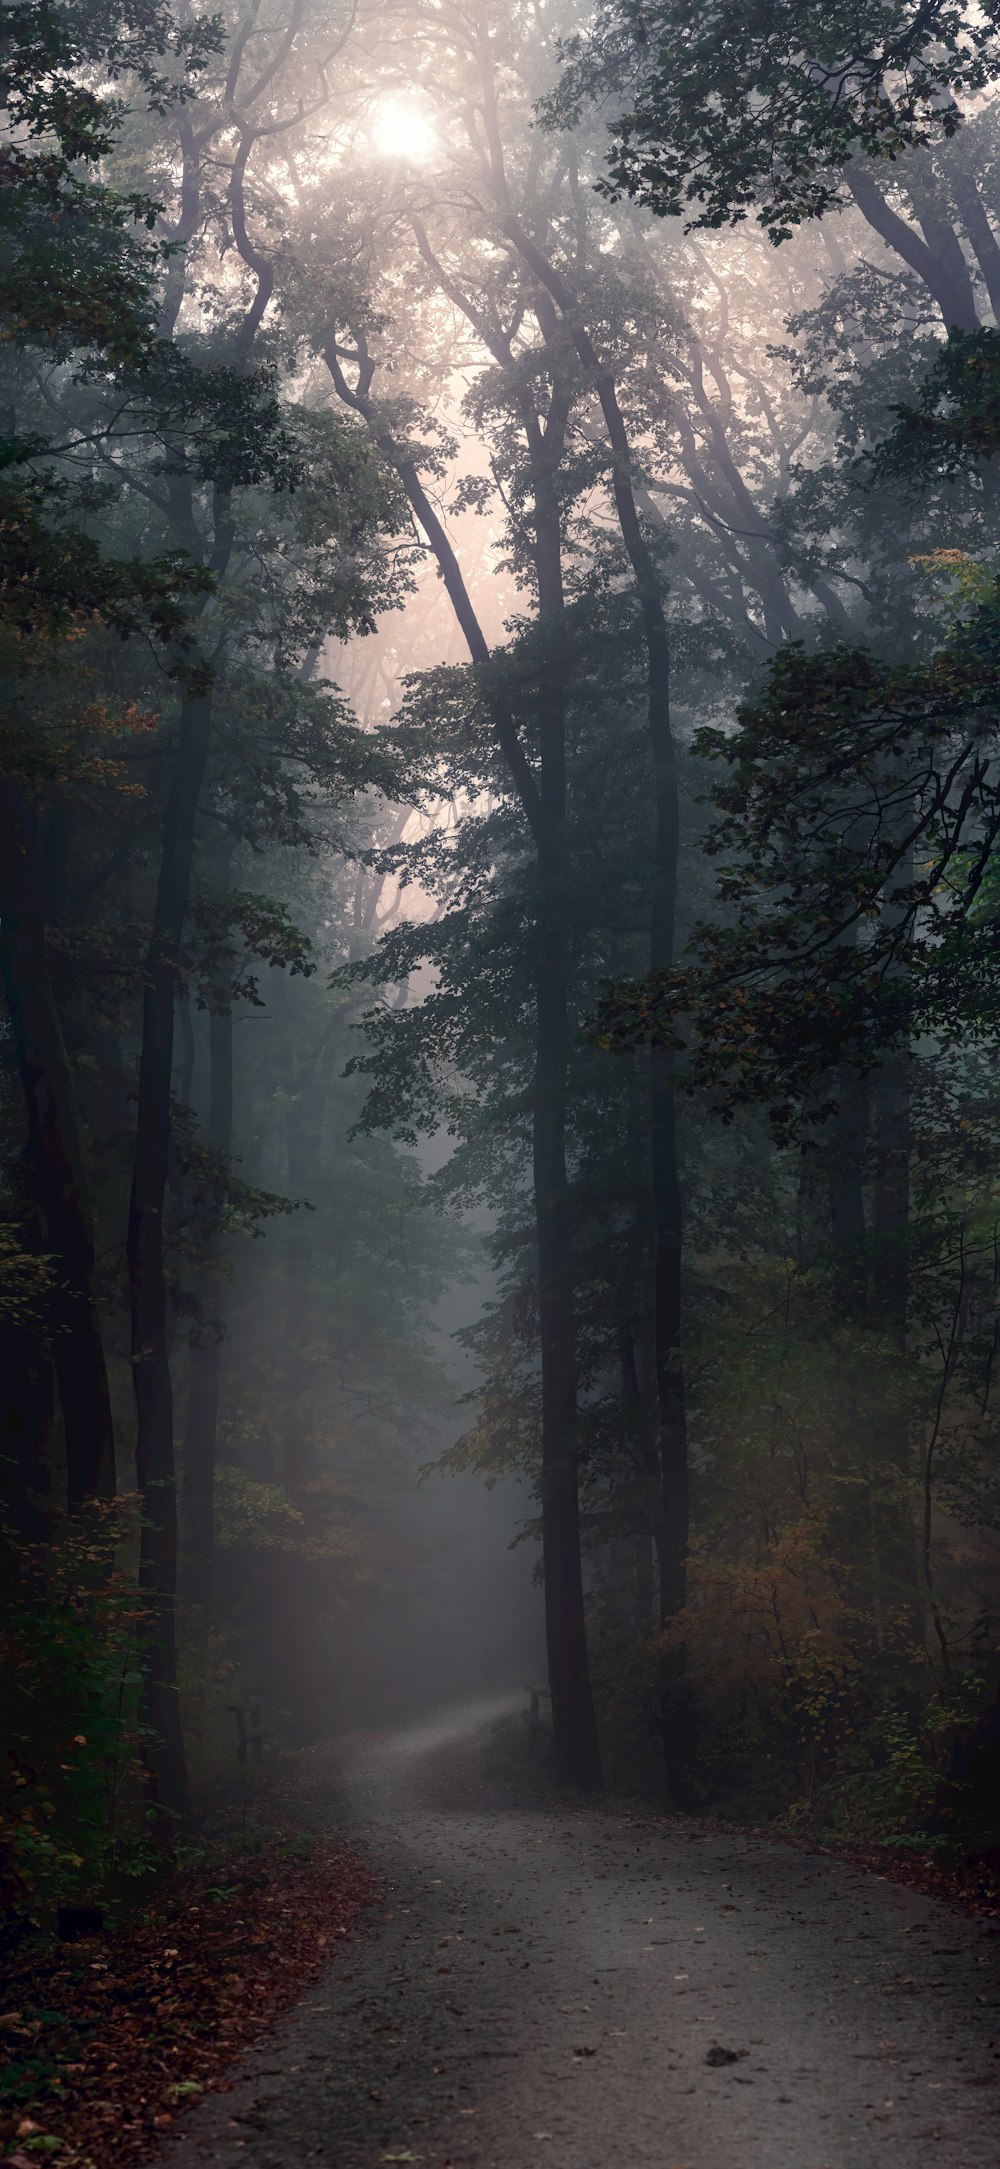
828, 1065, 869, 1321
617, 1080, 658, 1630
0, 785, 115, 1509
128, 687, 213, 1836
0, 1148, 55, 1539
502, 220, 695, 1797
589, 384, 688, 1620
128, 462, 236, 1835
322, 335, 601, 1787
534, 889, 598, 1783
532, 455, 602, 1789
866, 1043, 923, 1647
871, 1051, 911, 1351
181, 996, 232, 1622
617, 1291, 657, 1631
846, 170, 981, 332
505, 221, 690, 1631
282, 1020, 317, 1497
868, 828, 919, 1646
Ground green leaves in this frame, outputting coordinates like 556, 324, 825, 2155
549, 0, 1000, 238
875, 329, 1000, 482
0, 2, 219, 370
593, 600, 1000, 1127
0, 1, 222, 157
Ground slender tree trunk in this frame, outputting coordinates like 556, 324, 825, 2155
505, 222, 690, 1629
865, 1041, 925, 1657
533, 785, 600, 1780
534, 887, 598, 1782
869, 832, 920, 1648
617, 1080, 658, 1630
182, 995, 233, 1623
603, 440, 688, 1628
128, 687, 213, 1835
532, 460, 602, 1788
165, 986, 196, 1358
282, 1018, 317, 1497
0, 1147, 55, 1539
828, 1064, 868, 1321
128, 463, 235, 1834
322, 336, 600, 1784
0, 785, 115, 1509
871, 1051, 910, 1351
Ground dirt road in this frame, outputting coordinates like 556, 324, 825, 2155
163, 1697, 1000, 2169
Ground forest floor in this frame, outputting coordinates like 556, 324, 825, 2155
0, 1821, 377, 2169
149, 1693, 1000, 2169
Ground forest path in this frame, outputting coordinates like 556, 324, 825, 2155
162, 1696, 1000, 2169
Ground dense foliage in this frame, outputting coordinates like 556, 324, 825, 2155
4, 0, 1000, 1934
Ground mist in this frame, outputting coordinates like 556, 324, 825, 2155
4, 0, 1000, 2160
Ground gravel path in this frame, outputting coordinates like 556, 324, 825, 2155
162, 1696, 1000, 2169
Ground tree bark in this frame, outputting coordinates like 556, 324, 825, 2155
181, 993, 233, 1623
871, 1051, 911, 1350
828, 1064, 869, 1322
127, 685, 213, 1835
868, 831, 920, 1648
0, 1145, 55, 1539
0, 784, 116, 1509
532, 606, 602, 1788
321, 335, 600, 1784
503, 220, 690, 1630
846, 170, 981, 331
946, 166, 1000, 322
281, 991, 318, 1498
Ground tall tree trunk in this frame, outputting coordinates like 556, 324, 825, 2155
506, 222, 690, 1631
182, 993, 233, 1624
127, 685, 213, 1836
868, 831, 919, 1649
532, 453, 602, 1788
168, 986, 196, 1248
282, 1012, 317, 1498
617, 1079, 658, 1630
128, 465, 235, 1835
869, 1043, 920, 1632
828, 1064, 869, 1321
322, 336, 600, 1785
534, 870, 598, 1782
0, 784, 115, 1509
0, 1146, 55, 1540
871, 1050, 910, 1351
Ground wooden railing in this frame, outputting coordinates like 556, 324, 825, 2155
521, 1683, 553, 1760
227, 1699, 267, 1766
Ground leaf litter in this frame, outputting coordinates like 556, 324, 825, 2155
0, 1820, 379, 2167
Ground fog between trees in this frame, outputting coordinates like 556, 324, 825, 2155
4, 0, 1000, 1906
